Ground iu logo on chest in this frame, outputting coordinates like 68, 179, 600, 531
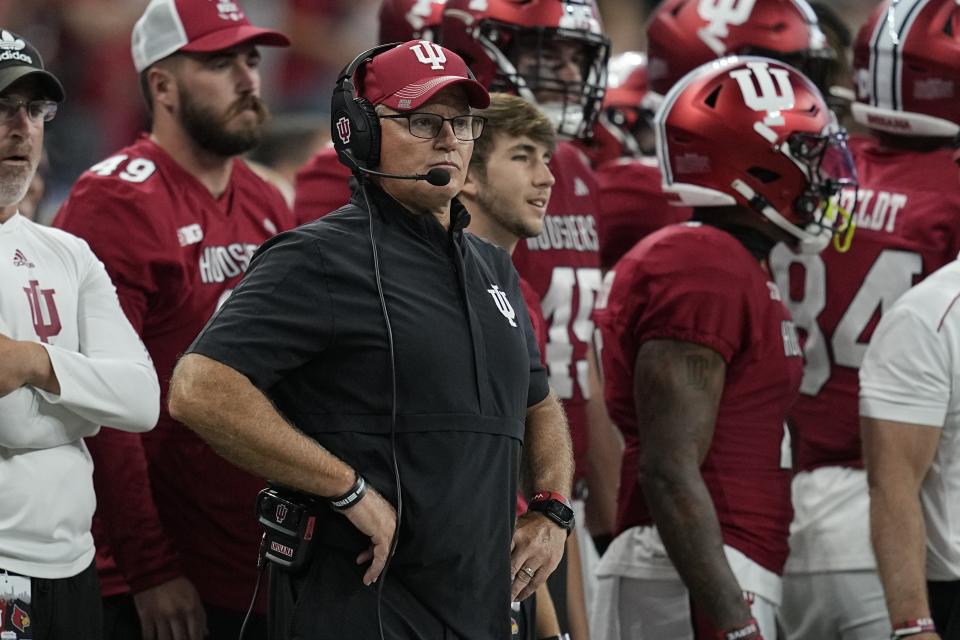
487, 284, 517, 328
22, 279, 61, 343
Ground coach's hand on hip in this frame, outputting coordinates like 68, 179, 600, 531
339, 482, 398, 586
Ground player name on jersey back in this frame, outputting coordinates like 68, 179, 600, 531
524, 214, 599, 253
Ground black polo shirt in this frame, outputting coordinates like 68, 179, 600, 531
189, 184, 549, 639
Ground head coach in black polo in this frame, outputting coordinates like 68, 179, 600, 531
168, 39, 574, 640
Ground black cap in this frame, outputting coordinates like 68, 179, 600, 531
0, 29, 64, 102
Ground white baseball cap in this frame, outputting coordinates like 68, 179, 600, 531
131, 0, 289, 73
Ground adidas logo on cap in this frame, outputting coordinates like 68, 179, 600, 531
0, 31, 32, 65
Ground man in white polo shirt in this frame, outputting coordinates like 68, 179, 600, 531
0, 29, 160, 639
861, 260, 960, 640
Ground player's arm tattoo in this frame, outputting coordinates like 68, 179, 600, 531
633, 339, 752, 630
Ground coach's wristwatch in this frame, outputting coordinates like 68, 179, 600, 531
527, 491, 575, 536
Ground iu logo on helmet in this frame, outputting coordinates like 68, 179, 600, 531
410, 40, 446, 70
22, 280, 61, 344
730, 61, 795, 127
275, 503, 288, 524
336, 116, 351, 145
697, 0, 758, 55
487, 284, 517, 328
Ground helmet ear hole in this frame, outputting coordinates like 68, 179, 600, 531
704, 85, 722, 108
748, 167, 782, 184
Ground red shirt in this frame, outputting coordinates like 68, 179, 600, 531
771, 135, 960, 472
598, 223, 803, 574
595, 157, 692, 271
55, 135, 294, 611
293, 145, 352, 225
512, 141, 602, 482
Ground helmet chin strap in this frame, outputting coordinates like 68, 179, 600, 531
731, 179, 832, 254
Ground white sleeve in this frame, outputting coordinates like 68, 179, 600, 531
859, 303, 950, 428
0, 387, 100, 449
33, 248, 160, 432
0, 308, 101, 448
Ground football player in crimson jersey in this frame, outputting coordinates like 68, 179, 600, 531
594, 56, 856, 640
771, 2, 960, 638
52, 2, 294, 639
292, 0, 448, 225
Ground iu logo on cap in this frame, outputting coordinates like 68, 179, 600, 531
410, 40, 446, 70
336, 116, 351, 144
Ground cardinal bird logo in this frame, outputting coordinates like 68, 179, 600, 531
12, 603, 30, 631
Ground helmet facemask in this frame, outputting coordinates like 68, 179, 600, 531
738, 124, 858, 254
474, 19, 609, 139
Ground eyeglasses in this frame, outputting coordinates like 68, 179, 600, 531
0, 97, 58, 125
379, 112, 486, 141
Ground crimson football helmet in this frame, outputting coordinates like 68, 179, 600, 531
656, 56, 857, 253
584, 51, 660, 165
852, 0, 960, 137
646, 0, 833, 98
379, 0, 447, 43
440, 0, 610, 139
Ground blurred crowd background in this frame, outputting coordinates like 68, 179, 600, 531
2, 0, 883, 223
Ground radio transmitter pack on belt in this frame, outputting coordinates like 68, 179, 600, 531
256, 485, 321, 573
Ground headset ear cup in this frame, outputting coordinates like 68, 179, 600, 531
331, 85, 361, 173
357, 98, 381, 168
330, 42, 399, 173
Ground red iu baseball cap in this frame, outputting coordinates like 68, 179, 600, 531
131, 0, 290, 73
359, 40, 489, 111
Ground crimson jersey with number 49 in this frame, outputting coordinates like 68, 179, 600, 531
770, 135, 960, 472
512, 141, 602, 481
598, 223, 803, 573
54, 134, 294, 610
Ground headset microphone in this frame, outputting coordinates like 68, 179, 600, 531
355, 164, 451, 186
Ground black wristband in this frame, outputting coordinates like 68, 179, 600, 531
329, 472, 366, 511
539, 634, 570, 640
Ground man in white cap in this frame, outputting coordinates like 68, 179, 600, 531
168, 40, 574, 640
54, 1, 294, 638
0, 29, 160, 639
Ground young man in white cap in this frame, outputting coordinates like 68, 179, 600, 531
54, 1, 294, 638
168, 40, 574, 640
0, 29, 160, 639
